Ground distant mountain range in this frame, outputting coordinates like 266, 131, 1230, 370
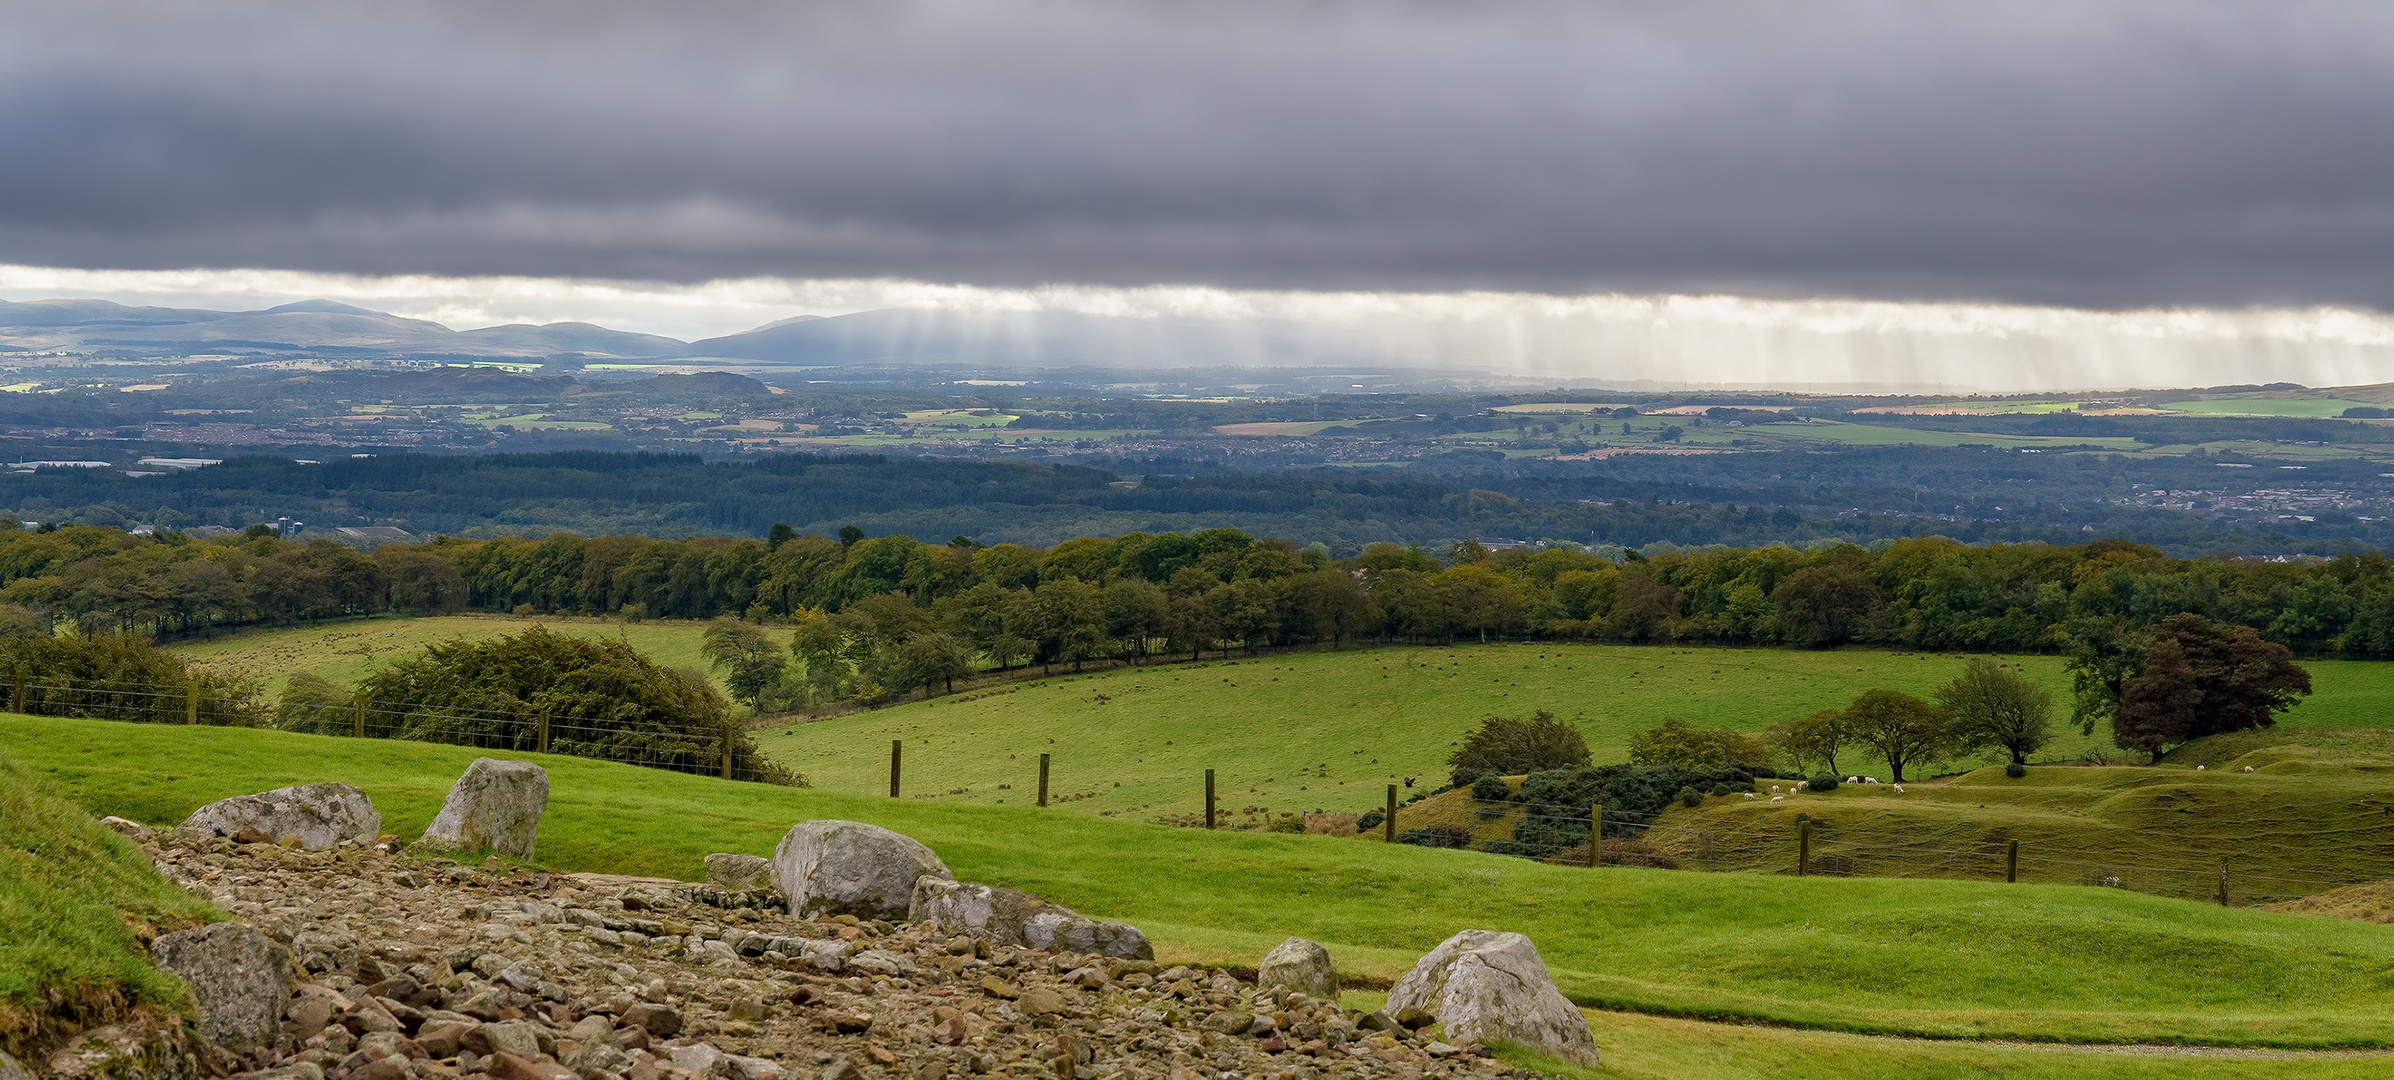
0, 298, 1396, 372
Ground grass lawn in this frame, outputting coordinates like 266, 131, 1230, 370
169, 615, 721, 697
756, 642, 2394, 821
13, 715, 2394, 1048
0, 747, 215, 1055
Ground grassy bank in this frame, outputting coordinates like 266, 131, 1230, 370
12, 714, 2394, 1048
755, 642, 2394, 820
0, 748, 216, 1060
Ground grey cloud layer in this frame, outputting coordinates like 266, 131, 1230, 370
7, 1, 2394, 306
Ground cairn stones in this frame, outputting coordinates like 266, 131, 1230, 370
771, 820, 952, 920
909, 879, 1154, 960
179, 784, 380, 851
1257, 936, 1338, 998
706, 852, 776, 892
418, 758, 548, 859
1387, 929, 1598, 1067
148, 923, 292, 1053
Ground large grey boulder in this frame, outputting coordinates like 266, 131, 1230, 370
1257, 937, 1338, 999
417, 758, 548, 859
705, 853, 776, 892
771, 820, 952, 920
1386, 930, 1597, 1067
149, 923, 291, 1052
909, 878, 1154, 960
178, 784, 379, 851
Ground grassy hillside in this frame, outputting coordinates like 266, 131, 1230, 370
1386, 727, 2394, 904
757, 642, 2394, 820
13, 714, 2394, 1049
0, 748, 216, 1060
170, 615, 720, 697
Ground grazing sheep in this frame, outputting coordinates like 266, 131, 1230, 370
1743, 792, 1756, 800
1846, 776, 1858, 783
2244, 765, 2256, 772
1771, 785, 1782, 793
1864, 776, 1879, 784
1770, 795, 1785, 803
1795, 781, 1809, 790
2196, 765, 2206, 770
1892, 783, 1905, 794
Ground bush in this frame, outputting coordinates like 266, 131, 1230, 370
1447, 710, 1590, 787
1808, 772, 1841, 792
1394, 824, 1474, 849
1470, 775, 1514, 803
1266, 814, 1307, 834
0, 633, 263, 726
1355, 809, 1385, 833
1678, 787, 1705, 808
1480, 839, 1538, 859
2005, 762, 2028, 778
355, 624, 804, 784
1508, 762, 1757, 859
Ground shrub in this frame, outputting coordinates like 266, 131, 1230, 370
1266, 814, 1307, 834
1678, 787, 1705, 808
1629, 717, 1773, 771
1394, 824, 1473, 848
1542, 839, 1681, 870
0, 633, 263, 726
1808, 772, 1841, 792
1447, 710, 1590, 788
1508, 762, 1757, 859
1470, 775, 1514, 803
1355, 809, 1385, 833
2005, 762, 2028, 778
1480, 839, 1538, 859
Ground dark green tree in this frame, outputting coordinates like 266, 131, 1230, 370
1934, 657, 2055, 766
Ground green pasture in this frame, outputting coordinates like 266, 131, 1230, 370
2166, 397, 2384, 419
14, 715, 2394, 1048
170, 615, 720, 697
758, 642, 2394, 820
1387, 726, 2394, 906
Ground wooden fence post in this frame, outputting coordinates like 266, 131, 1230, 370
721, 723, 734, 780
1205, 769, 1216, 829
185, 679, 200, 725
1798, 818, 1811, 877
1590, 805, 1603, 868
1385, 784, 1398, 843
353, 696, 365, 739
2006, 838, 2019, 883
890, 739, 902, 797
537, 713, 550, 754
2218, 862, 2230, 907
1038, 753, 1050, 807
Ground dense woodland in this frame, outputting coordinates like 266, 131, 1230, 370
3, 520, 2393, 704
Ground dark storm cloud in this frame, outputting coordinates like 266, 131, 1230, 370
6, 0, 2394, 306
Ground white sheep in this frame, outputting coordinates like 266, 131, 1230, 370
1846, 776, 1858, 783
1892, 783, 1905, 794
1742, 792, 1756, 800
1771, 785, 1782, 793
2196, 765, 2206, 770
1864, 776, 1879, 784
1770, 795, 1785, 803
1795, 780, 1809, 790
2244, 765, 2256, 772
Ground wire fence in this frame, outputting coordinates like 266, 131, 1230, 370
0, 672, 794, 784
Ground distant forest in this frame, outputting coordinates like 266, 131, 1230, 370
1, 449, 2386, 555
5, 521, 2392, 707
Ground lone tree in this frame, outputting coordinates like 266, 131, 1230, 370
1842, 688, 1952, 783
1628, 716, 1771, 772
1447, 710, 1590, 787
1764, 708, 1853, 776
2112, 613, 2311, 761
701, 617, 788, 711
1934, 658, 2055, 766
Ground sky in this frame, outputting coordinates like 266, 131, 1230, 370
6, 1, 2394, 389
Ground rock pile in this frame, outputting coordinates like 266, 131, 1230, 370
118, 831, 1559, 1080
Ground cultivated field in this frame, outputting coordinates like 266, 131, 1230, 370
14, 714, 2394, 1054
756, 642, 2394, 820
